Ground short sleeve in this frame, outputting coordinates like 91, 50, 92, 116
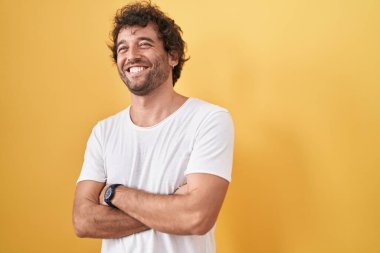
185, 111, 234, 182
77, 123, 107, 183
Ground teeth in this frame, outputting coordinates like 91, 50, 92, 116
129, 67, 145, 73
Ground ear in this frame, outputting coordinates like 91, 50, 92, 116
168, 50, 179, 67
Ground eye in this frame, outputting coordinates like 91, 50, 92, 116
139, 42, 152, 48
117, 46, 127, 54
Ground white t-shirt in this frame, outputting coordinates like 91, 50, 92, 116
78, 98, 234, 253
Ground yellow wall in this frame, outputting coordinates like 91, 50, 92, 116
1, 0, 379, 252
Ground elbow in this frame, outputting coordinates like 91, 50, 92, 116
192, 223, 214, 236
73, 225, 87, 238
72, 213, 89, 238
188, 211, 215, 235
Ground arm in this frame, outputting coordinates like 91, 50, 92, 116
72, 180, 150, 238
100, 173, 229, 235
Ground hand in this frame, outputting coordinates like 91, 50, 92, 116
99, 184, 110, 206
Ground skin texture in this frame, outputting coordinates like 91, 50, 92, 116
99, 173, 229, 235
73, 23, 230, 238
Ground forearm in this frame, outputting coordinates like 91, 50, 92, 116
73, 180, 149, 238
73, 194, 149, 238
97, 174, 228, 235
112, 187, 213, 235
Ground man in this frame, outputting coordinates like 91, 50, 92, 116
72, 2, 234, 253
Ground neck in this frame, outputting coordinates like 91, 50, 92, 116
129, 83, 187, 127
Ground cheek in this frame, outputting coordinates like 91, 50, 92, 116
117, 57, 126, 71
117, 52, 128, 65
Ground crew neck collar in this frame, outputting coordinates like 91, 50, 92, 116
127, 97, 192, 130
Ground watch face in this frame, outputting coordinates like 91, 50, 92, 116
105, 187, 112, 199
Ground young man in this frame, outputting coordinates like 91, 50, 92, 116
72, 2, 234, 252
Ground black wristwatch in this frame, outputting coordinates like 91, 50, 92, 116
104, 184, 122, 208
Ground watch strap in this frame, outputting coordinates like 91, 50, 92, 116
104, 184, 122, 208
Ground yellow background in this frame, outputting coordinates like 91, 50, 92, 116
1, 0, 379, 252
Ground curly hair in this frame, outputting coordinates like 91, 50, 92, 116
109, 1, 188, 86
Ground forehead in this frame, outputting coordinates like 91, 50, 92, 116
117, 23, 160, 43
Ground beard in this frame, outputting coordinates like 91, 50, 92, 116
118, 58, 170, 96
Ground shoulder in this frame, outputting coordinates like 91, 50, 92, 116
178, 98, 233, 134
91, 107, 130, 137
98, 107, 129, 125
183, 98, 231, 121
186, 98, 229, 114
187, 98, 232, 121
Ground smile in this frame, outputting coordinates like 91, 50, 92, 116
129, 66, 146, 73
127, 66, 148, 74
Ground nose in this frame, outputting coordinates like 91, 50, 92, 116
126, 45, 141, 63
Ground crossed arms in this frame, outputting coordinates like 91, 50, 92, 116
72, 173, 229, 238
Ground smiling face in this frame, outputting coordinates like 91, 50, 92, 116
116, 23, 177, 96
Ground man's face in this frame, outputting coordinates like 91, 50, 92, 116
116, 23, 175, 96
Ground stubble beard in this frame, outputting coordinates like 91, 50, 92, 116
119, 59, 170, 96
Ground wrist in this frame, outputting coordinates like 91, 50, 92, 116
113, 186, 129, 209
104, 184, 122, 208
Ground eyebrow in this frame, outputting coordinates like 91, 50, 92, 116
138, 37, 155, 43
116, 37, 155, 49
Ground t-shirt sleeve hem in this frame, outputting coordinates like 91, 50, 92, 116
184, 170, 231, 182
76, 176, 106, 184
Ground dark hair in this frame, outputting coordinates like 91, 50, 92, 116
109, 1, 188, 86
